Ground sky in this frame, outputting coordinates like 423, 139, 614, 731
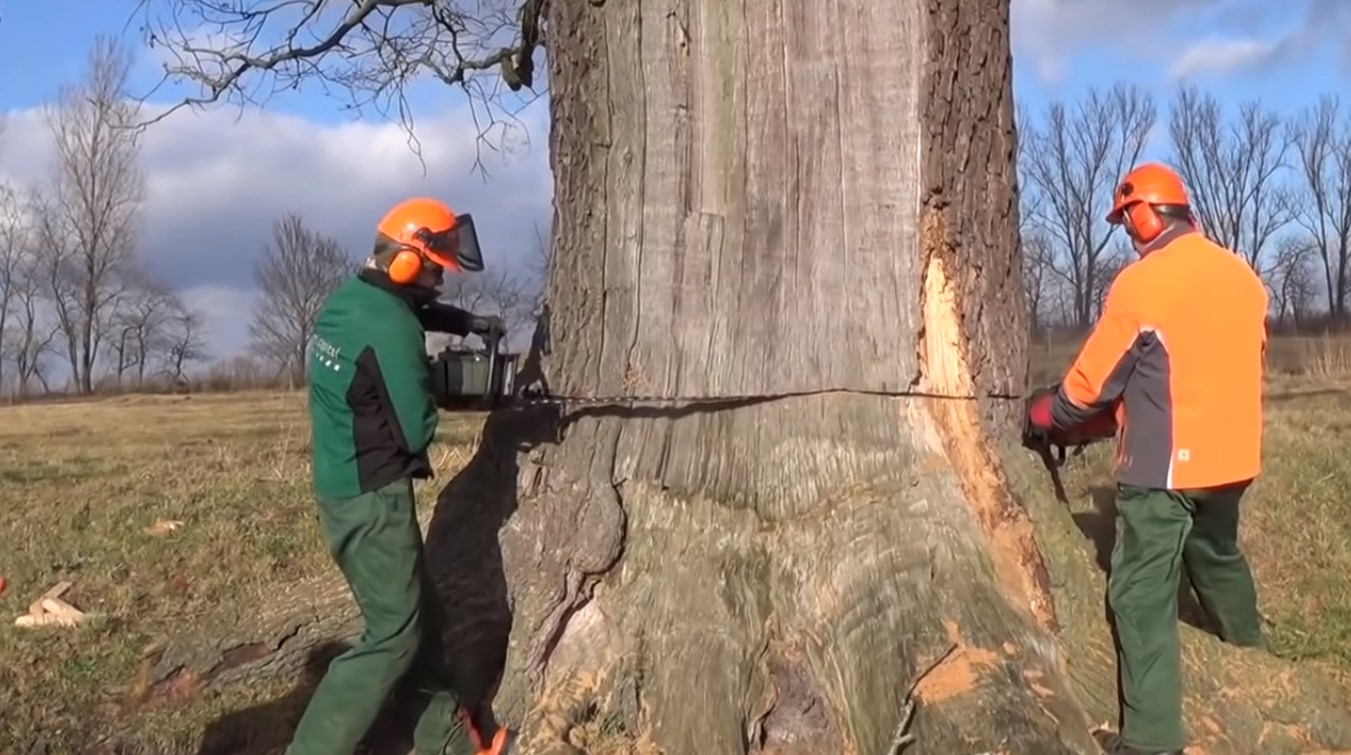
0, 0, 1348, 364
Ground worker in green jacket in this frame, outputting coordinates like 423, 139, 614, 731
288, 197, 513, 755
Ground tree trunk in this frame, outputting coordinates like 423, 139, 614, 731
459, 1, 1089, 751
135, 1, 1351, 754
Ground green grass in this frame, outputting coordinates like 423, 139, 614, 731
2, 354, 1351, 752
0, 392, 485, 753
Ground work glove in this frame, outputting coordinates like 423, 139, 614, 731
469, 314, 506, 338
1021, 384, 1057, 449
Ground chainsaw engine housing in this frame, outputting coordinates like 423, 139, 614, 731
429, 340, 519, 410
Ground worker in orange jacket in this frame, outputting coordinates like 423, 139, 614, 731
1025, 163, 1268, 755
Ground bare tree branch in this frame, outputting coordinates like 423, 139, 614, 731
129, 0, 550, 173
1167, 85, 1294, 276
1020, 231, 1054, 334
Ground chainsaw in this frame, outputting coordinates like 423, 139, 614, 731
1021, 384, 1117, 502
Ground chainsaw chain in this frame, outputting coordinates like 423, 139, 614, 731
511, 387, 1026, 407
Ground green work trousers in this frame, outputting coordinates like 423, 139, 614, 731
286, 478, 475, 755
1108, 482, 1264, 752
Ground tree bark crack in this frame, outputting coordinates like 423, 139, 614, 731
886, 641, 958, 753
623, 4, 649, 391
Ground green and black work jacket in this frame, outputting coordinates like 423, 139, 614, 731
307, 268, 475, 499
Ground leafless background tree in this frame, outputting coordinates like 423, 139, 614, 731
163, 298, 209, 384
1017, 170, 1056, 332
0, 186, 59, 396
1018, 83, 1156, 328
31, 37, 147, 394
1270, 238, 1321, 329
0, 183, 23, 389
248, 212, 354, 385
108, 272, 179, 385
1167, 85, 1294, 276
1289, 95, 1351, 322
1017, 84, 1351, 335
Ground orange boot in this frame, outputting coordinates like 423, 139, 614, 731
457, 707, 516, 755
479, 727, 517, 755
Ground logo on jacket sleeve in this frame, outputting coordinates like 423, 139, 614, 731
311, 336, 343, 371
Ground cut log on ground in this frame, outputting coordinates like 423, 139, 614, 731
133, 1, 1351, 754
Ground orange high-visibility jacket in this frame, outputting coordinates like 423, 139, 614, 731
1050, 229, 1269, 490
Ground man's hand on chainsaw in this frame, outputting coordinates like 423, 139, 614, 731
1021, 384, 1057, 450
470, 314, 506, 339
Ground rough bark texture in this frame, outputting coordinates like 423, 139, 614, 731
134, 1, 1351, 753
481, 0, 1092, 752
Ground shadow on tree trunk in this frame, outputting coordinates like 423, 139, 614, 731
420, 403, 544, 736
1073, 486, 1218, 635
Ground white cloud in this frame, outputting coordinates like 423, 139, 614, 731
0, 98, 553, 359
1166, 37, 1277, 79
1163, 1, 1351, 79
1012, 0, 1223, 84
1013, 0, 1351, 86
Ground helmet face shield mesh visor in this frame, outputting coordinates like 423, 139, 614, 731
420, 214, 484, 272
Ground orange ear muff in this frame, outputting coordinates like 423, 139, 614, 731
1125, 202, 1164, 243
387, 248, 425, 285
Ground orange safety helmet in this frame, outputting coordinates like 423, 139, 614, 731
1105, 163, 1192, 244
374, 197, 484, 284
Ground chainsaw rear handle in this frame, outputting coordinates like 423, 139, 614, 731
1022, 383, 1118, 451
1022, 383, 1116, 503
1055, 406, 1118, 446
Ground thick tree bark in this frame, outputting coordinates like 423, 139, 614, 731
135, 1, 1351, 754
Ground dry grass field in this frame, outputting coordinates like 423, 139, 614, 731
1, 334, 1350, 753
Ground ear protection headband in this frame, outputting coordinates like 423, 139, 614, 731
386, 228, 439, 285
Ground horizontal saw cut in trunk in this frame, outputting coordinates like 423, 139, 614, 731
480, 0, 1099, 753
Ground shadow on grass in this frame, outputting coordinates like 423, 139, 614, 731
194, 318, 557, 754
190, 398, 550, 755
194, 641, 416, 755
1072, 486, 1217, 635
